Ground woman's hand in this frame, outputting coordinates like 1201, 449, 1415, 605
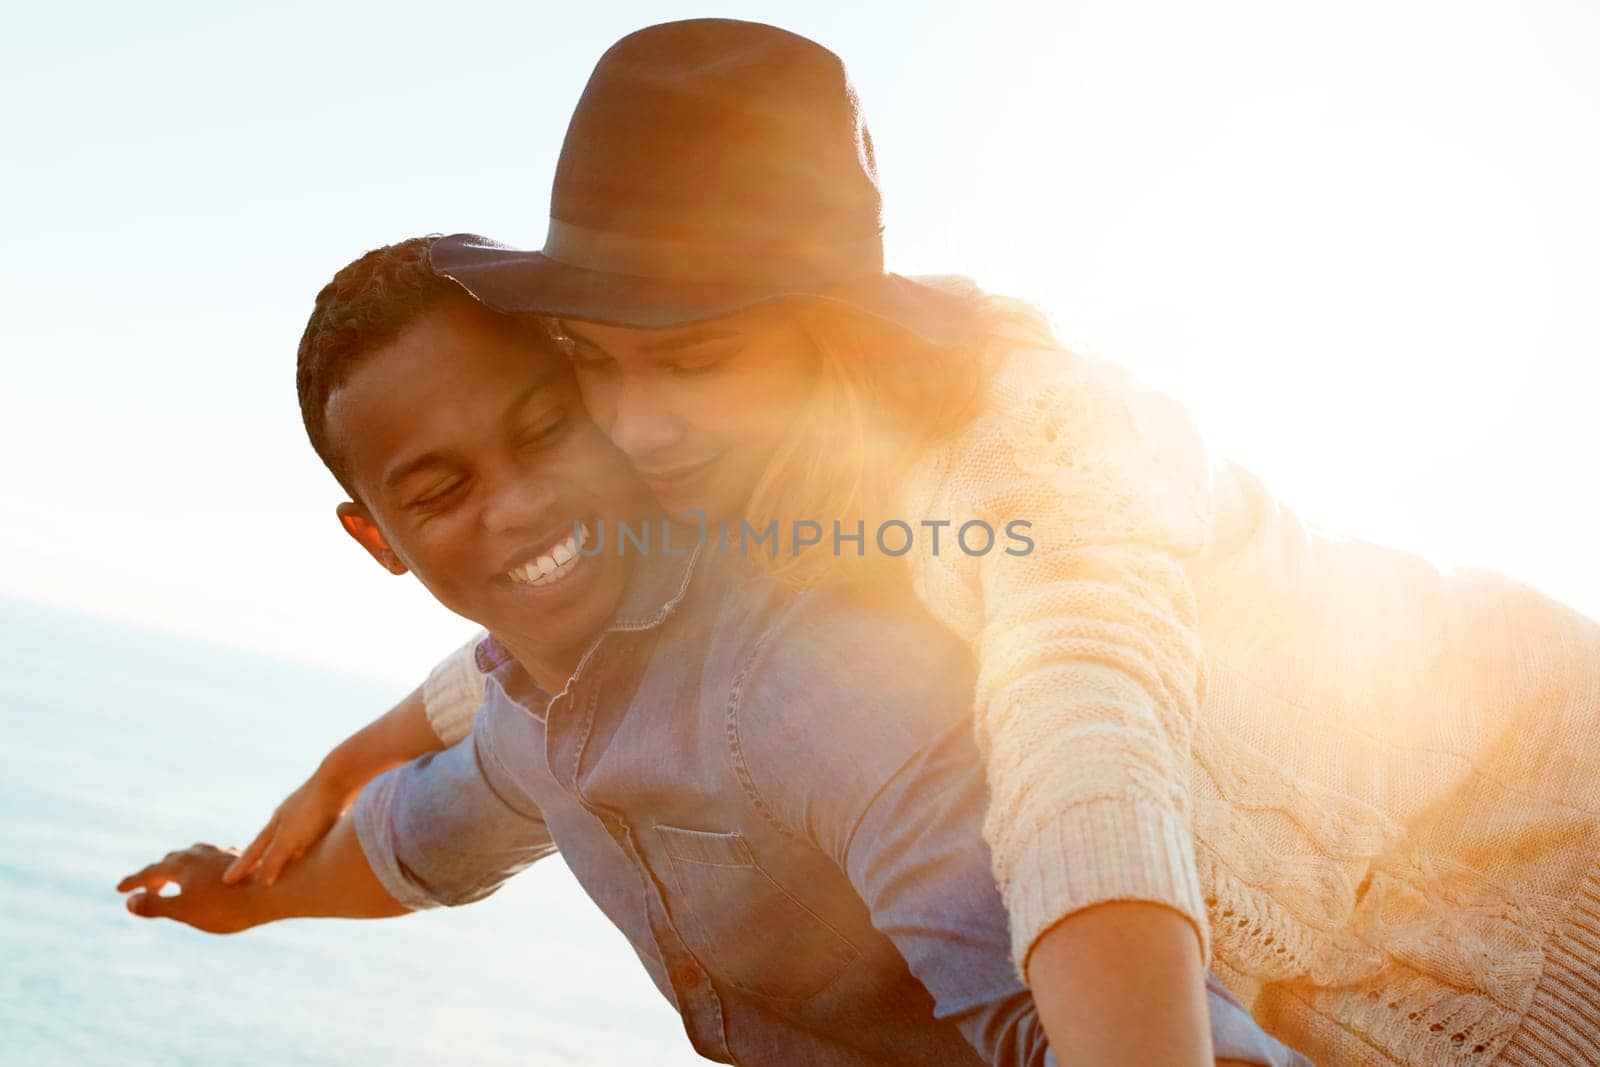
221, 682, 445, 887
222, 764, 359, 887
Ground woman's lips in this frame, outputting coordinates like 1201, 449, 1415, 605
639, 454, 721, 499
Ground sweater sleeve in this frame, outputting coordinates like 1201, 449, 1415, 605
420, 630, 491, 746
949, 347, 1218, 970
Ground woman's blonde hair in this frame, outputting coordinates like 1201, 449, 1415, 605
741, 287, 1064, 588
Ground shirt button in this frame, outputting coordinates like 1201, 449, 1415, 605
672, 964, 700, 988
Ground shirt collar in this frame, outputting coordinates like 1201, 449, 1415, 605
475, 520, 704, 672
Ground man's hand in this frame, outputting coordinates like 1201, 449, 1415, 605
118, 844, 262, 934
119, 817, 411, 931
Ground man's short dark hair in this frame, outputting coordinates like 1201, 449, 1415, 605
295, 235, 471, 496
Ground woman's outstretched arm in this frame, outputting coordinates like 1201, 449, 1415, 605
222, 631, 489, 886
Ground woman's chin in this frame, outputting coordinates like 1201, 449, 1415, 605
656, 476, 754, 529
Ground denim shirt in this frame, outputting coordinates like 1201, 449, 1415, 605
354, 545, 1309, 1066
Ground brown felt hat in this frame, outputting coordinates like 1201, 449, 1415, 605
429, 18, 976, 345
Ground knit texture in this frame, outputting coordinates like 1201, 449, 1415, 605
418, 338, 1600, 1065
1186, 457, 1600, 1066
422, 634, 484, 746
897, 342, 1218, 969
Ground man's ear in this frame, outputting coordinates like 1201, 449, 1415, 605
336, 502, 409, 575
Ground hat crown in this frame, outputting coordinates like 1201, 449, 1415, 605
429, 20, 974, 346
550, 19, 884, 263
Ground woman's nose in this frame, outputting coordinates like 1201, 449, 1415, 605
607, 374, 684, 461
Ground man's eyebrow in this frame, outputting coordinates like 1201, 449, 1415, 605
563, 321, 742, 355
380, 377, 559, 492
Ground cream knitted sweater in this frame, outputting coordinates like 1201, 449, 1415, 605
419, 341, 1600, 1067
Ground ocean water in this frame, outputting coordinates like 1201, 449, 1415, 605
0, 596, 704, 1065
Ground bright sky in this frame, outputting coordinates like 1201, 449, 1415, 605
4, 0, 1597, 685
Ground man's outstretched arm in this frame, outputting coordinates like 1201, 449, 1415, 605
117, 814, 409, 934
120, 726, 556, 933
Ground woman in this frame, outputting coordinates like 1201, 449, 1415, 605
233, 20, 1600, 1066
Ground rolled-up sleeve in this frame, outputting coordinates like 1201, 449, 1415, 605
352, 724, 556, 911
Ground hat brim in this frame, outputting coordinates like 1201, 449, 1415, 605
429, 233, 977, 348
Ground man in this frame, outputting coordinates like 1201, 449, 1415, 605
118, 237, 1306, 1066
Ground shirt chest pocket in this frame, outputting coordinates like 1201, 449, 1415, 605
653, 824, 859, 1002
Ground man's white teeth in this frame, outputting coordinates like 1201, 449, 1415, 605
509, 524, 589, 587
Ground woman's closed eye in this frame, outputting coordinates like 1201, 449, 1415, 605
665, 352, 730, 377
517, 414, 571, 450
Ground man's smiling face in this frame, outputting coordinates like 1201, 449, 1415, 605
326, 299, 644, 668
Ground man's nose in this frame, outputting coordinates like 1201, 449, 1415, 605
480, 469, 557, 536
606, 374, 684, 461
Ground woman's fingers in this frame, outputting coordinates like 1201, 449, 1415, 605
256, 830, 294, 887
222, 816, 278, 885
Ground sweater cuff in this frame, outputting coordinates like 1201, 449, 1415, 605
421, 632, 490, 746
1002, 796, 1211, 973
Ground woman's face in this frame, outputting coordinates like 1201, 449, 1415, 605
559, 305, 819, 521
